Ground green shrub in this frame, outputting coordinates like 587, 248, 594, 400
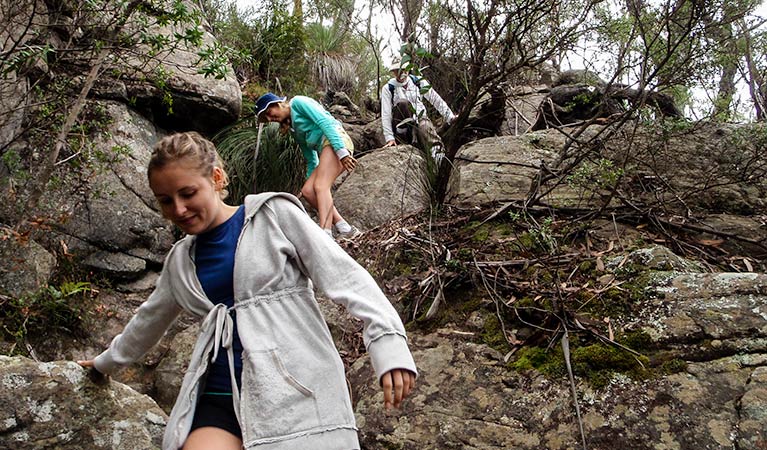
215, 122, 305, 203
1, 282, 93, 356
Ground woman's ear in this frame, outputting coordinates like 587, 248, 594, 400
211, 167, 225, 190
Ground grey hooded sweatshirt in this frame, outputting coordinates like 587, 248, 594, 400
93, 193, 417, 449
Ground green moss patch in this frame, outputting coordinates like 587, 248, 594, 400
509, 331, 663, 389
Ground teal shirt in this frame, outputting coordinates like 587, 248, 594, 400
289, 96, 348, 177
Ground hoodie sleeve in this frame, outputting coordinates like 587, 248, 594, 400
93, 250, 184, 375
265, 197, 417, 382
380, 82, 395, 142
422, 79, 456, 123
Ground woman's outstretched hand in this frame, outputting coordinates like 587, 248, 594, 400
381, 368, 416, 410
340, 155, 357, 172
77, 359, 109, 385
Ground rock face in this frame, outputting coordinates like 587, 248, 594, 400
0, 357, 167, 449
0, 230, 56, 298
82, 1, 241, 134
31, 101, 175, 277
629, 272, 767, 353
450, 123, 767, 222
334, 145, 430, 231
449, 132, 584, 207
609, 123, 767, 216
2, 0, 242, 280
348, 245, 767, 449
153, 322, 200, 413
504, 87, 549, 136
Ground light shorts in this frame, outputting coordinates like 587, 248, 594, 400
321, 127, 355, 155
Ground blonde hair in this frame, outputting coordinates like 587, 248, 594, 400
148, 132, 229, 199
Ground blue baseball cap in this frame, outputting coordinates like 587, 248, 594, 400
255, 92, 286, 122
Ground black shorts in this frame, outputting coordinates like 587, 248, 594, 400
190, 393, 242, 438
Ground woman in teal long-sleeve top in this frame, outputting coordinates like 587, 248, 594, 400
256, 92, 359, 239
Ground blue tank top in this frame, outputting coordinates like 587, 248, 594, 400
195, 205, 245, 393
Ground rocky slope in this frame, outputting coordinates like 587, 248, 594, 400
1, 2, 766, 447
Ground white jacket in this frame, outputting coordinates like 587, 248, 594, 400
94, 193, 417, 449
380, 75, 456, 142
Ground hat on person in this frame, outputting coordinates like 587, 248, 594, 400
255, 92, 287, 122
389, 58, 406, 72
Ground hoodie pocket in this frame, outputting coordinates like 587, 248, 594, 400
239, 348, 322, 444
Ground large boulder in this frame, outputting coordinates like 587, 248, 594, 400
334, 145, 430, 231
450, 123, 767, 218
343, 121, 387, 156
0, 357, 167, 449
31, 101, 175, 277
627, 272, 767, 352
449, 132, 586, 208
90, 1, 241, 134
606, 123, 767, 216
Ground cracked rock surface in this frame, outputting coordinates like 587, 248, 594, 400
350, 266, 767, 449
0, 357, 166, 449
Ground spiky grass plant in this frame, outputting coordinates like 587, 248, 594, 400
215, 123, 305, 204
305, 22, 358, 94
411, 142, 448, 208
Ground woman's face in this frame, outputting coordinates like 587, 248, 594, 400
263, 103, 290, 123
148, 161, 228, 235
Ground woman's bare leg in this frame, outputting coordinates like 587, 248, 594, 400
301, 145, 344, 230
182, 427, 242, 450
301, 180, 343, 226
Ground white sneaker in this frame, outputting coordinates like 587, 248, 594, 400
335, 225, 361, 240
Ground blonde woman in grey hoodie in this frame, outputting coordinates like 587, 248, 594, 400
78, 132, 417, 450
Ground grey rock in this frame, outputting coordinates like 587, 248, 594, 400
83, 251, 147, 279
0, 74, 28, 150
0, 356, 166, 449
504, 90, 549, 136
0, 230, 56, 298
349, 332, 767, 449
449, 133, 586, 207
606, 245, 703, 273
697, 214, 767, 258
154, 322, 200, 413
31, 102, 174, 273
0, 0, 45, 150
94, 2, 241, 134
738, 365, 767, 450
343, 120, 386, 155
116, 271, 160, 293
629, 272, 767, 349
334, 145, 430, 231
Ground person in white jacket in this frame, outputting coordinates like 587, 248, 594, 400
78, 132, 417, 450
380, 58, 456, 158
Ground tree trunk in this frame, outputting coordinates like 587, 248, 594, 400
293, 0, 303, 22
741, 19, 766, 120
427, 0, 439, 55
398, 0, 423, 43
